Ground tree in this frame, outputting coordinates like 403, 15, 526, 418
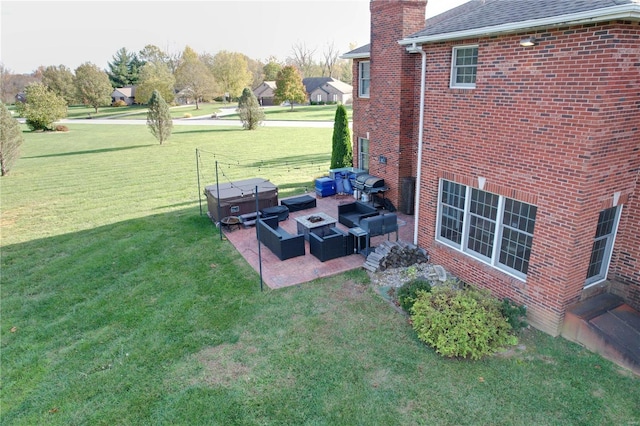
321, 42, 340, 78
175, 46, 216, 109
135, 62, 175, 105
74, 63, 113, 113
210, 51, 252, 101
274, 66, 307, 111
237, 87, 264, 130
245, 56, 264, 89
263, 56, 282, 81
146, 90, 173, 144
15, 82, 67, 131
41, 65, 76, 105
107, 47, 142, 87
0, 102, 24, 175
1, 65, 41, 104
139, 44, 169, 66
288, 42, 316, 78
330, 104, 353, 169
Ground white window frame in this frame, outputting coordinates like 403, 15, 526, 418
585, 205, 622, 287
358, 137, 369, 172
358, 61, 370, 98
436, 179, 537, 280
450, 45, 478, 89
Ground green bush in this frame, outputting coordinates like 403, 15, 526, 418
396, 279, 432, 312
411, 284, 517, 360
500, 298, 528, 332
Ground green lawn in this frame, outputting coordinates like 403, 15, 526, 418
1, 123, 638, 425
63, 103, 351, 121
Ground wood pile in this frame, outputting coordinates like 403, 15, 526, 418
363, 241, 430, 272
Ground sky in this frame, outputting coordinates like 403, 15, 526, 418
1, 0, 469, 75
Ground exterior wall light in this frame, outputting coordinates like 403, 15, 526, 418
520, 37, 538, 47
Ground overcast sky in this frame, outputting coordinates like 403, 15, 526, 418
1, 0, 469, 75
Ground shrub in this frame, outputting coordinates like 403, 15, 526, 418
396, 278, 432, 312
500, 298, 528, 332
183, 113, 192, 118
112, 100, 127, 107
0, 102, 24, 176
411, 283, 517, 360
55, 125, 69, 132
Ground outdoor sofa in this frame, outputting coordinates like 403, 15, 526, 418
338, 201, 379, 228
256, 216, 305, 260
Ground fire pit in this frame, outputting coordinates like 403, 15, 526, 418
221, 215, 241, 231
294, 212, 338, 241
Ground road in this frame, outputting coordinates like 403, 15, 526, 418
56, 117, 336, 128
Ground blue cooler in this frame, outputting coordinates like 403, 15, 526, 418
315, 177, 336, 197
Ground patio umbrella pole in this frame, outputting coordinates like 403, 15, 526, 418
256, 185, 263, 291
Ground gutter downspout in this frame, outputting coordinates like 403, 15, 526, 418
406, 43, 426, 246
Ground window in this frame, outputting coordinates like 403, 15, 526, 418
358, 61, 370, 98
450, 45, 478, 88
358, 137, 369, 171
316, 94, 322, 103
436, 179, 537, 278
585, 206, 621, 286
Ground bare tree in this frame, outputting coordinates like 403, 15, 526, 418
321, 42, 340, 78
288, 42, 316, 79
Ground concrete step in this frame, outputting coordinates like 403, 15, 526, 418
562, 294, 640, 376
589, 307, 640, 372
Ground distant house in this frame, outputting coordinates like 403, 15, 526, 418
111, 86, 136, 105
303, 77, 353, 105
253, 81, 277, 106
253, 78, 353, 106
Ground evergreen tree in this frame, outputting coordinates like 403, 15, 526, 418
274, 65, 307, 111
107, 47, 143, 87
237, 87, 264, 130
15, 82, 67, 131
0, 102, 25, 175
107, 47, 133, 87
146, 90, 173, 144
330, 104, 352, 169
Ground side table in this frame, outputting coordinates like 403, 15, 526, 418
348, 227, 368, 255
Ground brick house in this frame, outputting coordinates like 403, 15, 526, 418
343, 0, 640, 336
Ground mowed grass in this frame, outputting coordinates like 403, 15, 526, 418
1, 123, 639, 425
68, 103, 352, 121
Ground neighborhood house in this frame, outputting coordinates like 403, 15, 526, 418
343, 0, 640, 336
252, 77, 353, 106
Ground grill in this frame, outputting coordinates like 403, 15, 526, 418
352, 174, 385, 192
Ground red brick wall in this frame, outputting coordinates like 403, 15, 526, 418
366, 0, 425, 207
411, 21, 640, 335
358, 11, 640, 334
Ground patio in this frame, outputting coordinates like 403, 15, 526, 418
220, 193, 415, 289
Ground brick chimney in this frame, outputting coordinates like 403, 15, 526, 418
368, 0, 427, 208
